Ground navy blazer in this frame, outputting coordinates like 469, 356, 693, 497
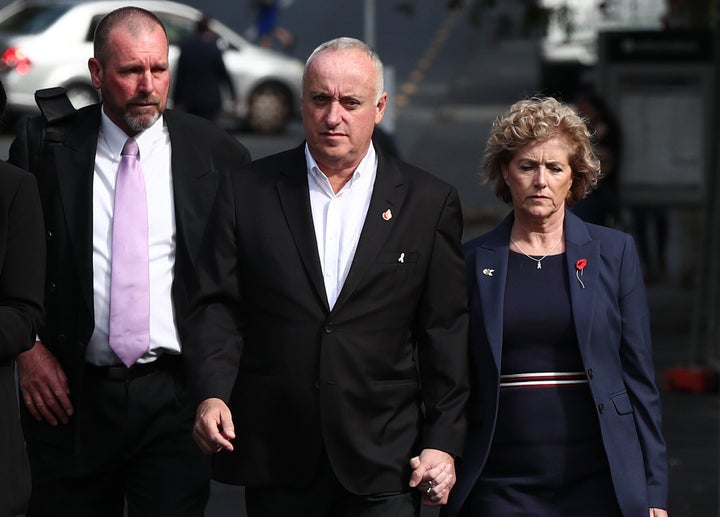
443, 210, 668, 517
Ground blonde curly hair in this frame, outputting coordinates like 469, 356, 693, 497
483, 96, 601, 207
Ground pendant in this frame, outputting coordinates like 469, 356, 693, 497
537, 261, 542, 270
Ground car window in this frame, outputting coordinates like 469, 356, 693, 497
0, 5, 71, 34
155, 12, 195, 46
87, 15, 103, 42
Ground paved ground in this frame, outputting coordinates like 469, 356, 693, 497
647, 282, 719, 515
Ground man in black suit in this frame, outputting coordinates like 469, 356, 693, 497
8, 7, 250, 516
0, 79, 45, 517
183, 37, 469, 516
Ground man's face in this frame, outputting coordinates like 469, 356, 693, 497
301, 48, 387, 174
88, 24, 170, 135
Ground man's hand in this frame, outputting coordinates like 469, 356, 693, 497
409, 448, 456, 506
17, 341, 73, 425
193, 397, 236, 454
650, 508, 669, 517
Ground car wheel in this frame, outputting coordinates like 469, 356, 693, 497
65, 83, 99, 109
246, 83, 291, 134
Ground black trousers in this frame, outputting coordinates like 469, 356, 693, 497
245, 451, 421, 517
25, 355, 210, 517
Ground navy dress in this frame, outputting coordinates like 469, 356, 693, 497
464, 252, 622, 516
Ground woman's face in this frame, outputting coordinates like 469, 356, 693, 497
502, 137, 573, 222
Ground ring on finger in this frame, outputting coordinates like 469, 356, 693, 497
425, 480, 435, 496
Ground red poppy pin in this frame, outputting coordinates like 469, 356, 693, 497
575, 259, 587, 289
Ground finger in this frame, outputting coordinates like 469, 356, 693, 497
219, 413, 236, 441
408, 456, 429, 487
193, 426, 220, 454
55, 388, 74, 417
33, 396, 59, 426
37, 384, 71, 424
21, 391, 42, 421
195, 411, 233, 452
51, 368, 74, 416
431, 464, 453, 488
424, 462, 451, 482
216, 411, 235, 450
408, 467, 425, 487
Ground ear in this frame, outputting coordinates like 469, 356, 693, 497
501, 163, 509, 184
88, 58, 103, 89
374, 91, 388, 125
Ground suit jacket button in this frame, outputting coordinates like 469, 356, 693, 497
57, 334, 67, 344
314, 381, 320, 389
46, 230, 53, 241
48, 281, 57, 293
587, 368, 594, 379
324, 325, 334, 334
598, 403, 605, 414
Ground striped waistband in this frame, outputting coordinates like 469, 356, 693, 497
499, 371, 588, 389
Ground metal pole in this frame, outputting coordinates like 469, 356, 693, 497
689, 0, 720, 369
364, 0, 376, 49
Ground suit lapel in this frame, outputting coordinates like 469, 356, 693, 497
472, 214, 512, 369
165, 111, 227, 265
54, 106, 101, 316
276, 147, 329, 310
564, 211, 600, 356
332, 152, 406, 312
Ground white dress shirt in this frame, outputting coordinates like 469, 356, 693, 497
86, 113, 180, 365
306, 143, 377, 309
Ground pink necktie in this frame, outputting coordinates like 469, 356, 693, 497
109, 137, 150, 367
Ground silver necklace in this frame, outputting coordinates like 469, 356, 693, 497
510, 233, 564, 270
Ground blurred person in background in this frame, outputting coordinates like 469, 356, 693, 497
174, 16, 237, 123
252, 0, 295, 51
443, 97, 668, 517
0, 79, 45, 517
572, 92, 622, 228
8, 7, 250, 516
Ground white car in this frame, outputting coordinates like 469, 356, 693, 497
0, 0, 304, 132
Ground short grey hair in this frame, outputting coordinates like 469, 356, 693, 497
304, 37, 384, 102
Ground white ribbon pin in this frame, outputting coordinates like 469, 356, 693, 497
482, 268, 494, 277
382, 209, 392, 221
398, 252, 405, 263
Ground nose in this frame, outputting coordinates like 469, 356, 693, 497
325, 100, 341, 127
137, 70, 153, 93
534, 167, 548, 188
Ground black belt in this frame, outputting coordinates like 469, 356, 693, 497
85, 353, 182, 381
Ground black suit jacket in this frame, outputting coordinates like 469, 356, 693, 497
0, 162, 44, 515
8, 104, 250, 443
182, 144, 469, 494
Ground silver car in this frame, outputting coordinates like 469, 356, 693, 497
0, 0, 304, 132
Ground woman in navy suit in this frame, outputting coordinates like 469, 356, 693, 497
442, 97, 668, 516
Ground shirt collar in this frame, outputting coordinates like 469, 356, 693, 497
99, 110, 165, 160
304, 142, 377, 193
